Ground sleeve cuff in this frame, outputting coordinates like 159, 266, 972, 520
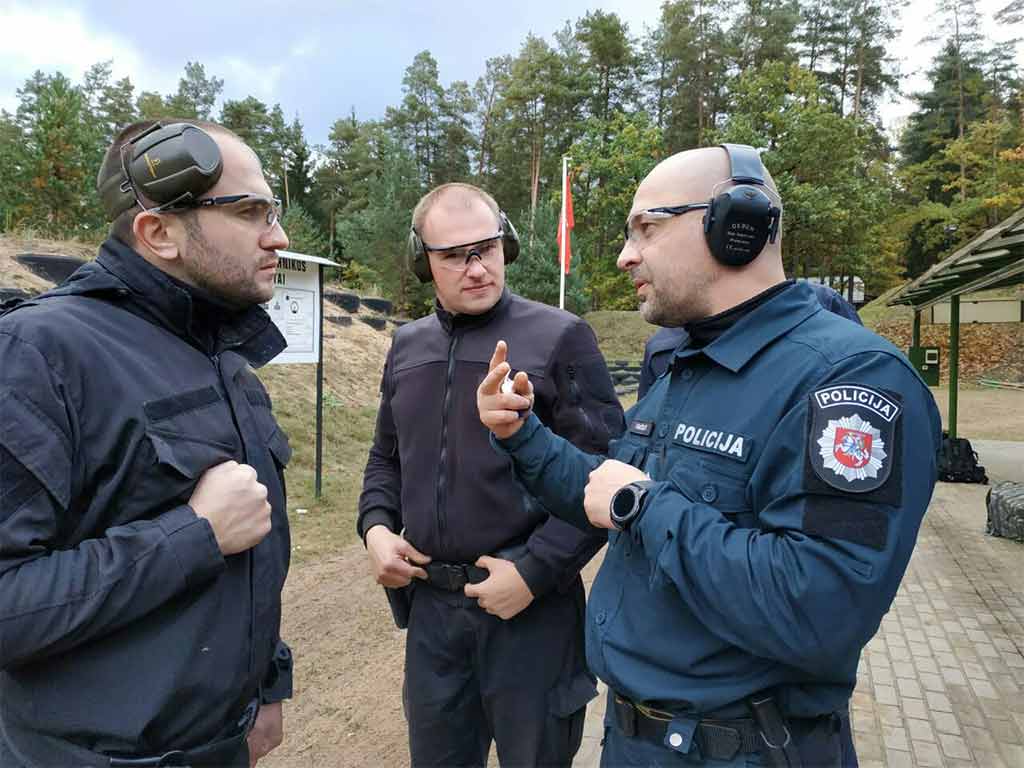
359, 511, 397, 543
158, 505, 226, 589
635, 483, 686, 563
514, 550, 559, 598
491, 412, 543, 454
261, 640, 294, 703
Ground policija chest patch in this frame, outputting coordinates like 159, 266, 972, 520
808, 385, 901, 493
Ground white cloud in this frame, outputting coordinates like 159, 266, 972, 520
215, 55, 285, 103
0, 3, 178, 112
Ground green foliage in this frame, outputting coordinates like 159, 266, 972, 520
2, 4, 1022, 310
718, 63, 894, 289
334, 136, 433, 317
504, 200, 588, 313
571, 112, 663, 309
280, 203, 329, 257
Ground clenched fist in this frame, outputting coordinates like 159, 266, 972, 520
189, 461, 272, 555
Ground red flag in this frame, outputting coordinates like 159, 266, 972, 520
556, 172, 574, 274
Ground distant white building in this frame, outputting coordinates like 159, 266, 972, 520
797, 276, 865, 305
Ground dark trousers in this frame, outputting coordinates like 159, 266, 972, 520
404, 577, 596, 767
599, 694, 859, 767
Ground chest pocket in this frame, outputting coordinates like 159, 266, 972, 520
608, 436, 649, 469
668, 455, 756, 528
244, 386, 292, 469
113, 387, 244, 523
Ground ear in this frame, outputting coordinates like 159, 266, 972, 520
132, 210, 184, 264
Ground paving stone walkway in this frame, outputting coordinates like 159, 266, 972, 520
575, 481, 1024, 767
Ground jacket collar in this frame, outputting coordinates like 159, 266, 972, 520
75, 237, 286, 366
674, 281, 821, 373
434, 287, 511, 335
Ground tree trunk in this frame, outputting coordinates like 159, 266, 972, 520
955, 7, 967, 203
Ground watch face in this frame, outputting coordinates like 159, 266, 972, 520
612, 485, 637, 520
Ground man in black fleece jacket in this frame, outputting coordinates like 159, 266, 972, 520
358, 183, 624, 767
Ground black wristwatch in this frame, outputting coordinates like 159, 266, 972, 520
609, 480, 656, 530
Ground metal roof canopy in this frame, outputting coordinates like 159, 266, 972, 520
889, 208, 1024, 311
887, 207, 1024, 440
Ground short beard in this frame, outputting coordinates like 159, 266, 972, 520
641, 269, 715, 327
181, 212, 254, 308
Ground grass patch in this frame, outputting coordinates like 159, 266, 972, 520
584, 310, 657, 362
260, 365, 379, 564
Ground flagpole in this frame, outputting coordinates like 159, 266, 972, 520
559, 155, 569, 311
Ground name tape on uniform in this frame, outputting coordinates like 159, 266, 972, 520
629, 420, 654, 436
813, 385, 901, 423
672, 422, 751, 463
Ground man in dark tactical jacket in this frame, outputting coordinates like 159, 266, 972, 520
0, 120, 294, 767
358, 183, 625, 767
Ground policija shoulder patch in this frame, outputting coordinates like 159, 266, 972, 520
808, 385, 901, 493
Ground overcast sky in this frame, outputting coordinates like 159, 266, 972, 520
1, 0, 1019, 147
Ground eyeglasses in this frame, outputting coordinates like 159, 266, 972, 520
424, 233, 504, 273
181, 194, 283, 230
623, 203, 709, 243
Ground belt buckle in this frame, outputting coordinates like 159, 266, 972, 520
156, 751, 188, 767
444, 564, 468, 591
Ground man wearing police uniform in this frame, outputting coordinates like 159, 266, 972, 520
0, 120, 293, 766
359, 183, 623, 767
479, 146, 941, 766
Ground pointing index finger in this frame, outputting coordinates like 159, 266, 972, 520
488, 340, 508, 373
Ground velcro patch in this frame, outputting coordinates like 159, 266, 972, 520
809, 384, 901, 493
672, 422, 751, 463
629, 420, 654, 437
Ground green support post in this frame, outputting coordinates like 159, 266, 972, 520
948, 295, 959, 440
912, 310, 921, 348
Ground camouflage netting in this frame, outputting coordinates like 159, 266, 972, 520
986, 482, 1024, 542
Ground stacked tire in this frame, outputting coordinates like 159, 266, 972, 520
986, 482, 1024, 542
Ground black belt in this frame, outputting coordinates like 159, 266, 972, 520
612, 694, 762, 760
108, 700, 258, 767
422, 543, 529, 592
423, 562, 489, 591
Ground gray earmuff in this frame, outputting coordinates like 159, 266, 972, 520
97, 122, 223, 221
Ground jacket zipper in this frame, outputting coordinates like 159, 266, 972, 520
436, 334, 459, 546
213, 352, 257, 682
566, 363, 595, 437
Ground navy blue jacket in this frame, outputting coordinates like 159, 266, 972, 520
494, 282, 940, 718
638, 282, 862, 398
358, 290, 623, 597
0, 238, 292, 766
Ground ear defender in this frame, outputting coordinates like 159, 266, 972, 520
409, 210, 520, 284
97, 122, 223, 222
702, 144, 782, 268
498, 211, 520, 265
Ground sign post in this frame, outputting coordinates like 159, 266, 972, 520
264, 249, 339, 498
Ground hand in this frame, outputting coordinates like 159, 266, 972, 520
584, 460, 650, 529
477, 340, 534, 440
464, 556, 534, 620
365, 525, 431, 588
246, 702, 283, 767
189, 461, 271, 556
